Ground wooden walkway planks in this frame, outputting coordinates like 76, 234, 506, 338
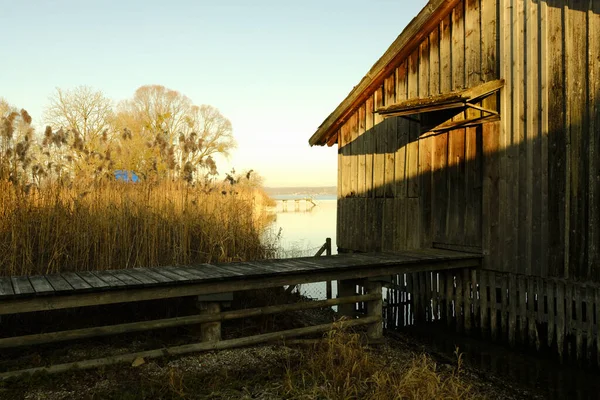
0, 249, 481, 305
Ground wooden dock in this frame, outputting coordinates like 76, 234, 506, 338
0, 248, 480, 379
0, 249, 479, 315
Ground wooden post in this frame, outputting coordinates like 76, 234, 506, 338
365, 280, 383, 341
325, 238, 333, 299
337, 280, 357, 317
196, 299, 221, 342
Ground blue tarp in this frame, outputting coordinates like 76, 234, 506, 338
114, 170, 140, 183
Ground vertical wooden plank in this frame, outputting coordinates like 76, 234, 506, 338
395, 62, 408, 200
373, 87, 385, 198
480, 270, 489, 337
425, 271, 432, 321
406, 273, 413, 325
539, 0, 550, 279
406, 198, 421, 249
384, 73, 396, 105
528, 0, 543, 281
464, 268, 472, 334
398, 275, 405, 327
382, 198, 395, 251
556, 280, 566, 362
586, 286, 594, 366
471, 269, 482, 331
509, 273, 517, 347
465, 0, 482, 121
498, 0, 511, 274
432, 272, 439, 321
419, 36, 430, 98
452, 1, 466, 91
371, 199, 384, 252
384, 118, 396, 199
482, 122, 501, 270
513, 0, 531, 280
433, 132, 448, 244
465, 125, 482, 246
357, 104, 366, 197
446, 272, 454, 328
384, 74, 396, 199
518, 275, 527, 344
439, 14, 452, 94
596, 287, 600, 367
500, 274, 508, 341
337, 136, 343, 249
489, 272, 498, 341
394, 198, 407, 251
447, 128, 466, 244
575, 285, 583, 363
342, 124, 352, 199
438, 271, 446, 324
546, 279, 555, 348
412, 273, 421, 324
456, 270, 464, 333
421, 271, 429, 322
407, 49, 420, 199
547, 0, 566, 279
419, 135, 433, 247
365, 95, 375, 198
528, 277, 540, 350
429, 26, 440, 96
588, 0, 600, 282
357, 199, 367, 253
418, 37, 432, 248
349, 112, 359, 198
481, 0, 498, 79
566, 282, 574, 361
566, 0, 588, 281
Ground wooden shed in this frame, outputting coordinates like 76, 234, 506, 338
310, 0, 599, 363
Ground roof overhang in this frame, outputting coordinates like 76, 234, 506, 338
309, 0, 462, 147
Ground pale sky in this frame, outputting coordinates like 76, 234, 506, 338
0, 0, 425, 187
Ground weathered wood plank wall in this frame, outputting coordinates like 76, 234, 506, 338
337, 0, 497, 252
338, 0, 598, 279
336, 0, 599, 364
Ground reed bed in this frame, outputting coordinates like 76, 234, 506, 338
0, 180, 276, 276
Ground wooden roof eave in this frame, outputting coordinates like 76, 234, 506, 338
308, 0, 462, 147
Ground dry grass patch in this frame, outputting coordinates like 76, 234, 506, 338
283, 326, 480, 400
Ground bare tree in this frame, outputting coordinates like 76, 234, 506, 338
115, 85, 236, 181
44, 86, 113, 144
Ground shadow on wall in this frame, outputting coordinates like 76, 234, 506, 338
336, 83, 599, 282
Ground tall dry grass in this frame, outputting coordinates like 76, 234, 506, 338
0, 180, 276, 276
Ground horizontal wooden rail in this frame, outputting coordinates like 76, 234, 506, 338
0, 316, 380, 381
0, 293, 379, 349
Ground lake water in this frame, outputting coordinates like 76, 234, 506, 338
266, 195, 338, 299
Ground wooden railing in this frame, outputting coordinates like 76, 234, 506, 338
314, 238, 333, 299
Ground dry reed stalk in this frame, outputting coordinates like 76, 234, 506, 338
0, 180, 275, 276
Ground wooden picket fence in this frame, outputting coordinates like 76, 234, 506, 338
383, 269, 600, 366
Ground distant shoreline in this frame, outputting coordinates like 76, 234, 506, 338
264, 186, 336, 197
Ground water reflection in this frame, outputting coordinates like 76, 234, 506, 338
269, 195, 337, 257
266, 195, 338, 300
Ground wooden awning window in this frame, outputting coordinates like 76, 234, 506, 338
376, 79, 504, 131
